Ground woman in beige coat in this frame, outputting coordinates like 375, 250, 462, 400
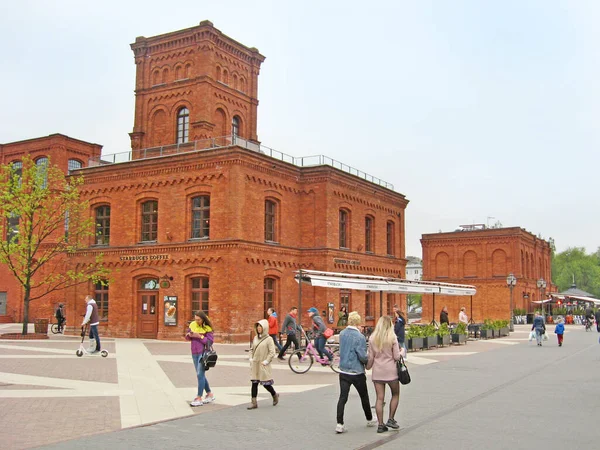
247, 318, 279, 409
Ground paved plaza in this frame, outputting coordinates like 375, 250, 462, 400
0, 323, 598, 449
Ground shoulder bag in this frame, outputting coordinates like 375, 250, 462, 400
397, 355, 411, 385
202, 342, 218, 370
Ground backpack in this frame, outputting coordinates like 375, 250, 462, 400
201, 343, 218, 370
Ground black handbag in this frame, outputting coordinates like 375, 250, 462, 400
201, 343, 218, 370
397, 356, 411, 385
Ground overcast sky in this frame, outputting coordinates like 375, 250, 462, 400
1, 0, 598, 258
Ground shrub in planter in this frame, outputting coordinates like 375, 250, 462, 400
437, 323, 451, 346
480, 319, 494, 339
496, 319, 510, 336
451, 322, 468, 344
422, 324, 438, 349
407, 325, 424, 351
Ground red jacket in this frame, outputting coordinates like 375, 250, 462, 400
267, 315, 278, 335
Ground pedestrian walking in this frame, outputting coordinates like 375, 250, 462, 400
367, 316, 401, 433
440, 305, 449, 325
595, 309, 600, 332
55, 303, 66, 333
267, 308, 282, 352
308, 307, 333, 364
81, 295, 101, 353
554, 317, 565, 347
248, 319, 279, 409
459, 306, 469, 325
185, 311, 216, 406
532, 312, 546, 346
392, 306, 407, 357
277, 306, 300, 361
337, 306, 348, 327
335, 311, 376, 434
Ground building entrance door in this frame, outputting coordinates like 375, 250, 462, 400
0, 292, 6, 315
137, 278, 158, 339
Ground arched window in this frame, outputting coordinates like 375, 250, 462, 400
365, 291, 376, 320
232, 116, 240, 138
95, 205, 111, 245
185, 63, 191, 78
492, 249, 508, 277
177, 107, 189, 144
190, 277, 209, 316
223, 69, 229, 84
435, 252, 450, 278
365, 216, 374, 252
216, 66, 221, 81
162, 68, 168, 83
339, 209, 349, 249
10, 161, 22, 178
152, 70, 160, 85
264, 277, 277, 319
6, 213, 19, 243
265, 199, 277, 242
175, 65, 182, 80
463, 251, 478, 277
233, 74, 238, 90
35, 157, 48, 188
95, 281, 109, 320
68, 159, 83, 172
191, 196, 210, 239
141, 200, 158, 242
386, 220, 395, 256
240, 77, 246, 93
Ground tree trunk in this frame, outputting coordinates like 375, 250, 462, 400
22, 288, 30, 335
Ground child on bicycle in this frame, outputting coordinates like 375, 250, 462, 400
307, 307, 333, 365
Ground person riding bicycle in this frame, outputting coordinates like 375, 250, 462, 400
595, 309, 600, 332
585, 307, 594, 329
55, 303, 66, 333
307, 307, 333, 365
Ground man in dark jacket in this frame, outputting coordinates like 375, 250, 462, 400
55, 304, 65, 333
392, 305, 406, 352
595, 309, 600, 332
277, 307, 300, 360
440, 306, 449, 325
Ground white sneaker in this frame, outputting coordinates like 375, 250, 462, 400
366, 419, 378, 427
190, 398, 204, 407
335, 423, 346, 434
203, 395, 215, 404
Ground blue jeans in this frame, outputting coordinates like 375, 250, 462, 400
192, 353, 211, 397
89, 324, 101, 351
315, 336, 332, 361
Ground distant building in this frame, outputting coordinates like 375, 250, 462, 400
405, 257, 422, 281
421, 226, 552, 324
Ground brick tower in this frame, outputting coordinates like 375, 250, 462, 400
129, 20, 265, 151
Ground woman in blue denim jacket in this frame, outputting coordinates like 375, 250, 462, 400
335, 311, 376, 434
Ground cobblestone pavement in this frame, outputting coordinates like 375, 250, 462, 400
0, 323, 564, 449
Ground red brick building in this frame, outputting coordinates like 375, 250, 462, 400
420, 226, 552, 324
0, 134, 102, 323
1, 21, 409, 341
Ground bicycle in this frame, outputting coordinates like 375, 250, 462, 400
288, 327, 341, 374
584, 318, 593, 332
51, 319, 66, 334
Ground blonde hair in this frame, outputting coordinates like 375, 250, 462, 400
347, 311, 361, 326
371, 316, 396, 351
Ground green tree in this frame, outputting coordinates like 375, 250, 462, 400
0, 156, 109, 335
552, 247, 600, 298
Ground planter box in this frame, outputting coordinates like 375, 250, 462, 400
451, 333, 467, 344
499, 327, 510, 337
423, 336, 437, 349
480, 329, 493, 339
437, 335, 451, 347
408, 337, 423, 351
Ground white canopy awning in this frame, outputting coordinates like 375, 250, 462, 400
548, 293, 600, 305
295, 270, 476, 296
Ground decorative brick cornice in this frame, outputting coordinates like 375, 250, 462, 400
214, 91, 248, 110
80, 172, 224, 195
333, 189, 403, 216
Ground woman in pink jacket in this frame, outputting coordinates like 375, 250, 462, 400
367, 315, 401, 433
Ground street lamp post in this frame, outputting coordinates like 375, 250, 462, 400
506, 273, 517, 332
537, 278, 547, 320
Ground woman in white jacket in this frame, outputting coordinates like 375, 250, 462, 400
247, 319, 279, 409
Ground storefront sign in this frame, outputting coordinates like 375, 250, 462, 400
119, 254, 170, 262
333, 258, 360, 265
164, 296, 178, 326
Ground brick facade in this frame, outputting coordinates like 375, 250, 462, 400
1, 22, 409, 342
420, 227, 552, 324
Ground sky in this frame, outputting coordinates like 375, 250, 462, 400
1, 0, 599, 258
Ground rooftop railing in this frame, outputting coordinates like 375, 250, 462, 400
86, 135, 394, 190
